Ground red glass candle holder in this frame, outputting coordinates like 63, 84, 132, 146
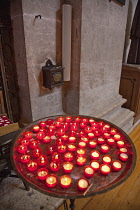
102, 155, 112, 164
57, 144, 67, 153
70, 124, 78, 132
94, 130, 101, 137
68, 136, 76, 143
89, 118, 95, 124
36, 131, 45, 140
27, 161, 38, 172
88, 140, 97, 148
66, 116, 72, 123
39, 128, 46, 133
78, 141, 86, 148
110, 128, 117, 135
43, 135, 51, 143
69, 130, 76, 136
91, 122, 98, 127
100, 144, 110, 154
47, 145, 56, 155
84, 165, 94, 178
57, 128, 65, 136
98, 121, 105, 128
20, 138, 30, 146
48, 129, 54, 136
37, 168, 48, 180
80, 122, 86, 129
87, 132, 95, 139
119, 153, 128, 162
90, 160, 100, 171
17, 145, 27, 154
50, 161, 60, 172
103, 133, 111, 139
23, 131, 33, 140
84, 126, 92, 133
46, 174, 58, 188
91, 126, 98, 132
119, 147, 128, 154
112, 160, 122, 171
104, 124, 111, 130
74, 116, 81, 123
61, 134, 69, 141
82, 118, 89, 124
78, 130, 85, 137
114, 134, 121, 141
60, 175, 72, 189
100, 164, 111, 175
80, 136, 89, 143
49, 124, 56, 131
77, 178, 89, 191
37, 155, 48, 166
56, 138, 64, 145
62, 123, 69, 131
67, 143, 76, 152
64, 152, 74, 162
55, 121, 62, 128
46, 119, 54, 125
62, 162, 74, 173
76, 148, 86, 156
39, 121, 47, 128
97, 137, 105, 145
57, 116, 65, 123
76, 156, 86, 166
33, 148, 42, 157
29, 140, 39, 149
20, 154, 30, 163
90, 150, 100, 160
117, 140, 125, 148
106, 138, 115, 146
51, 152, 61, 162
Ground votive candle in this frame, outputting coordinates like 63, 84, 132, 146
84, 166, 94, 178
46, 174, 58, 188
60, 175, 72, 189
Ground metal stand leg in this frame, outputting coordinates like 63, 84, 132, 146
23, 182, 30, 191
69, 199, 75, 210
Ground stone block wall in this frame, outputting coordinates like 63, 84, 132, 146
79, 0, 129, 115
11, 0, 130, 124
11, 0, 63, 122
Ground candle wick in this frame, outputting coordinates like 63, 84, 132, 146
83, 183, 93, 196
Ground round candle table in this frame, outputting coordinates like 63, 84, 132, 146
10, 115, 136, 210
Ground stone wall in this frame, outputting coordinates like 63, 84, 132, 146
80, 0, 129, 116
11, 0, 63, 122
11, 0, 33, 123
11, 0, 131, 124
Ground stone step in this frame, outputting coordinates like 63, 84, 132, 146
94, 97, 127, 119
102, 107, 134, 133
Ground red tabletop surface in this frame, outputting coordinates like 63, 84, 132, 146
11, 115, 136, 199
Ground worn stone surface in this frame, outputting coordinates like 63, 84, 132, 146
0, 177, 63, 210
11, 0, 63, 122
80, 0, 129, 116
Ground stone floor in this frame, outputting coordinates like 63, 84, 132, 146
0, 176, 64, 210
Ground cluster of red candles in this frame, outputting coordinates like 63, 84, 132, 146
0, 115, 12, 127
16, 116, 131, 191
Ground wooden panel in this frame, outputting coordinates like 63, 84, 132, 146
119, 64, 140, 123
0, 90, 5, 113
119, 78, 134, 109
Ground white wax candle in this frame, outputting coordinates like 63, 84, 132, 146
78, 179, 88, 188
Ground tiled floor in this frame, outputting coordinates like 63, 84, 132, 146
0, 177, 63, 210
